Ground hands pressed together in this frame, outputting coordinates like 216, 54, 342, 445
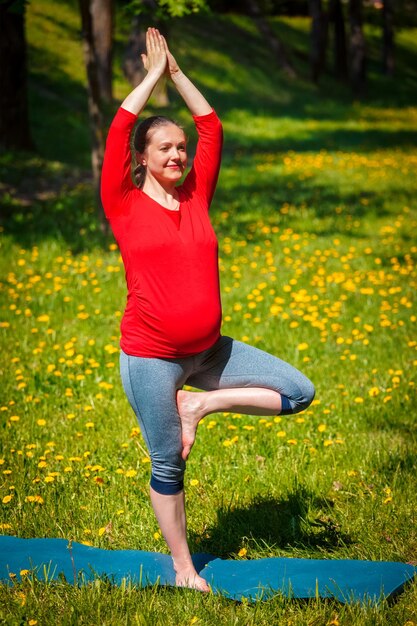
141, 27, 181, 80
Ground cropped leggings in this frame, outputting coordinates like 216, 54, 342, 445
119, 335, 315, 495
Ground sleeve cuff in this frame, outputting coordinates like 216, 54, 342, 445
192, 108, 219, 122
118, 106, 138, 120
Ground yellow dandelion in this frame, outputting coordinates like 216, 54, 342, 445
297, 342, 309, 351
37, 419, 46, 426
318, 424, 326, 432
2, 495, 13, 504
25, 495, 44, 504
238, 548, 247, 557
190, 479, 199, 487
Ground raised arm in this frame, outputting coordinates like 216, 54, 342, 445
101, 29, 168, 218
163, 39, 213, 116
121, 28, 168, 114
161, 38, 223, 207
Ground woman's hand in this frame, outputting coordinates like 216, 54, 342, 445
141, 27, 167, 78
162, 37, 182, 79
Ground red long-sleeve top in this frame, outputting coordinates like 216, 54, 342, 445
101, 106, 223, 358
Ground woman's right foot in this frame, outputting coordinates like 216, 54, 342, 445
176, 390, 207, 460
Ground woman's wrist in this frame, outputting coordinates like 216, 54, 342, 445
170, 68, 185, 84
145, 67, 166, 83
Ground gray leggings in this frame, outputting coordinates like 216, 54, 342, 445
119, 335, 315, 495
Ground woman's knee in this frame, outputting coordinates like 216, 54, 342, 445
290, 376, 315, 414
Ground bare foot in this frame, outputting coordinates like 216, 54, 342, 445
175, 568, 210, 592
176, 390, 206, 460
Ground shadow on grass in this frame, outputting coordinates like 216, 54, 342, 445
193, 485, 353, 559
0, 153, 110, 252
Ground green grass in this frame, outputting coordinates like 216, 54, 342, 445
1, 2, 417, 624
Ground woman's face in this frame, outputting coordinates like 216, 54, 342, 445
141, 124, 187, 186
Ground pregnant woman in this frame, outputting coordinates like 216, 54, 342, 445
101, 28, 315, 591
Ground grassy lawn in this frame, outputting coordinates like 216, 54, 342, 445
0, 1, 416, 624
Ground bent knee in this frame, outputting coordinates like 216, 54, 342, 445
289, 377, 316, 414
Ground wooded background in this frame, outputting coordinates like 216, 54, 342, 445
1, 0, 415, 226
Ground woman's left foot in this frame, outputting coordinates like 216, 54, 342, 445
176, 390, 206, 460
175, 569, 210, 592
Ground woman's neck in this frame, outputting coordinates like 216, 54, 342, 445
142, 178, 179, 210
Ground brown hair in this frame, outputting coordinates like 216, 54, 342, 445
133, 116, 183, 188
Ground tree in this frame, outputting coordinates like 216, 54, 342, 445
349, 0, 366, 96
91, 0, 114, 102
0, 0, 34, 151
309, 0, 328, 83
244, 0, 297, 78
329, 0, 348, 81
79, 0, 106, 229
382, 0, 394, 75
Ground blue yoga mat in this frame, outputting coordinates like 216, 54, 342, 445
0, 535, 415, 604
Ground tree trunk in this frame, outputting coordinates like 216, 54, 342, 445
329, 0, 348, 80
123, 15, 146, 88
122, 13, 169, 107
349, 0, 367, 96
309, 0, 328, 83
78, 0, 107, 231
91, 0, 114, 102
382, 0, 394, 75
244, 0, 297, 79
0, 0, 34, 151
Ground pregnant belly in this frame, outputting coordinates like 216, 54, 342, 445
121, 286, 222, 358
